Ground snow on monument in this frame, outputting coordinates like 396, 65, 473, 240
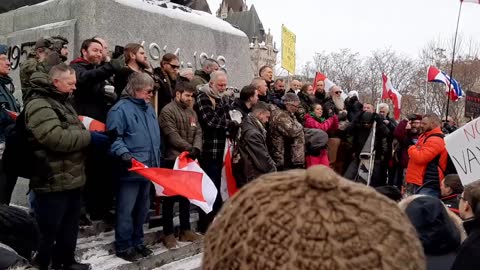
0, 0, 254, 101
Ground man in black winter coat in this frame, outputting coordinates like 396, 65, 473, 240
70, 38, 122, 223
452, 180, 480, 270
70, 38, 123, 122
113, 43, 151, 97
233, 102, 276, 188
153, 53, 179, 113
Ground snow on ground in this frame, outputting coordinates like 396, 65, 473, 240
114, 0, 245, 36
154, 253, 203, 270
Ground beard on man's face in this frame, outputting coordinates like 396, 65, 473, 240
137, 59, 149, 70
332, 95, 345, 110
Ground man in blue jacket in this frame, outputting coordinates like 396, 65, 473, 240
107, 72, 161, 262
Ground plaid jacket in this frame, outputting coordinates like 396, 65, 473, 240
194, 91, 231, 161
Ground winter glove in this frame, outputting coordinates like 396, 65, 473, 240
103, 129, 118, 144
186, 147, 201, 160
109, 54, 125, 73
120, 153, 133, 169
90, 132, 110, 148
104, 91, 118, 105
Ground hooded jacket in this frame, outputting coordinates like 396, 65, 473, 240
25, 72, 91, 193
405, 127, 448, 189
191, 70, 210, 90
400, 195, 463, 270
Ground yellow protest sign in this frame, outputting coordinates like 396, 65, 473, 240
281, 24, 296, 74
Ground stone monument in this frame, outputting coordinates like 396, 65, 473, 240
0, 0, 253, 102
0, 0, 253, 206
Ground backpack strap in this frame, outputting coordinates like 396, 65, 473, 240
423, 133, 447, 175
424, 133, 445, 142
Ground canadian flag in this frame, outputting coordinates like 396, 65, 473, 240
220, 139, 238, 201
130, 152, 218, 213
382, 73, 402, 120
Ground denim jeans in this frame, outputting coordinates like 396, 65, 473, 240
115, 181, 150, 252
406, 183, 440, 198
417, 187, 440, 198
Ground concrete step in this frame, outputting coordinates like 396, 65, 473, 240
81, 242, 202, 270
153, 253, 202, 270
77, 213, 201, 270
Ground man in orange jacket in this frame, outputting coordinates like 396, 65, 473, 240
405, 114, 448, 197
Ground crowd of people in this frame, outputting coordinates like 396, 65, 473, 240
0, 34, 478, 270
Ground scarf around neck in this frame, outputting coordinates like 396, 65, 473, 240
309, 112, 325, 123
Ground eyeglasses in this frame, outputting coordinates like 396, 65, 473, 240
142, 88, 156, 95
457, 194, 466, 201
167, 63, 180, 69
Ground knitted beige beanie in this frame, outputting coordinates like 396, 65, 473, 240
203, 166, 426, 270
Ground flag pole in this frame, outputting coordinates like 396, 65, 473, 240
424, 66, 428, 114
445, 0, 463, 122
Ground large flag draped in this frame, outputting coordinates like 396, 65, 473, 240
130, 152, 218, 213
381, 73, 402, 120
220, 139, 238, 201
427, 66, 464, 101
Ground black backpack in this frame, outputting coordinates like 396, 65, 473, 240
424, 133, 457, 175
3, 109, 36, 179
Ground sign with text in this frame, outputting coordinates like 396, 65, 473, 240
281, 24, 296, 74
445, 116, 480, 185
465, 90, 480, 119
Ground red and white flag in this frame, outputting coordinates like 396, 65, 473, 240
5, 110, 18, 120
130, 152, 218, 213
78, 116, 106, 131
382, 73, 402, 120
7, 111, 106, 132
312, 72, 348, 100
220, 139, 238, 201
312, 72, 336, 93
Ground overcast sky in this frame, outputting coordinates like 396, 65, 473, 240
207, 0, 480, 67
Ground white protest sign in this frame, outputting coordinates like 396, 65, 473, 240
445, 116, 480, 185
